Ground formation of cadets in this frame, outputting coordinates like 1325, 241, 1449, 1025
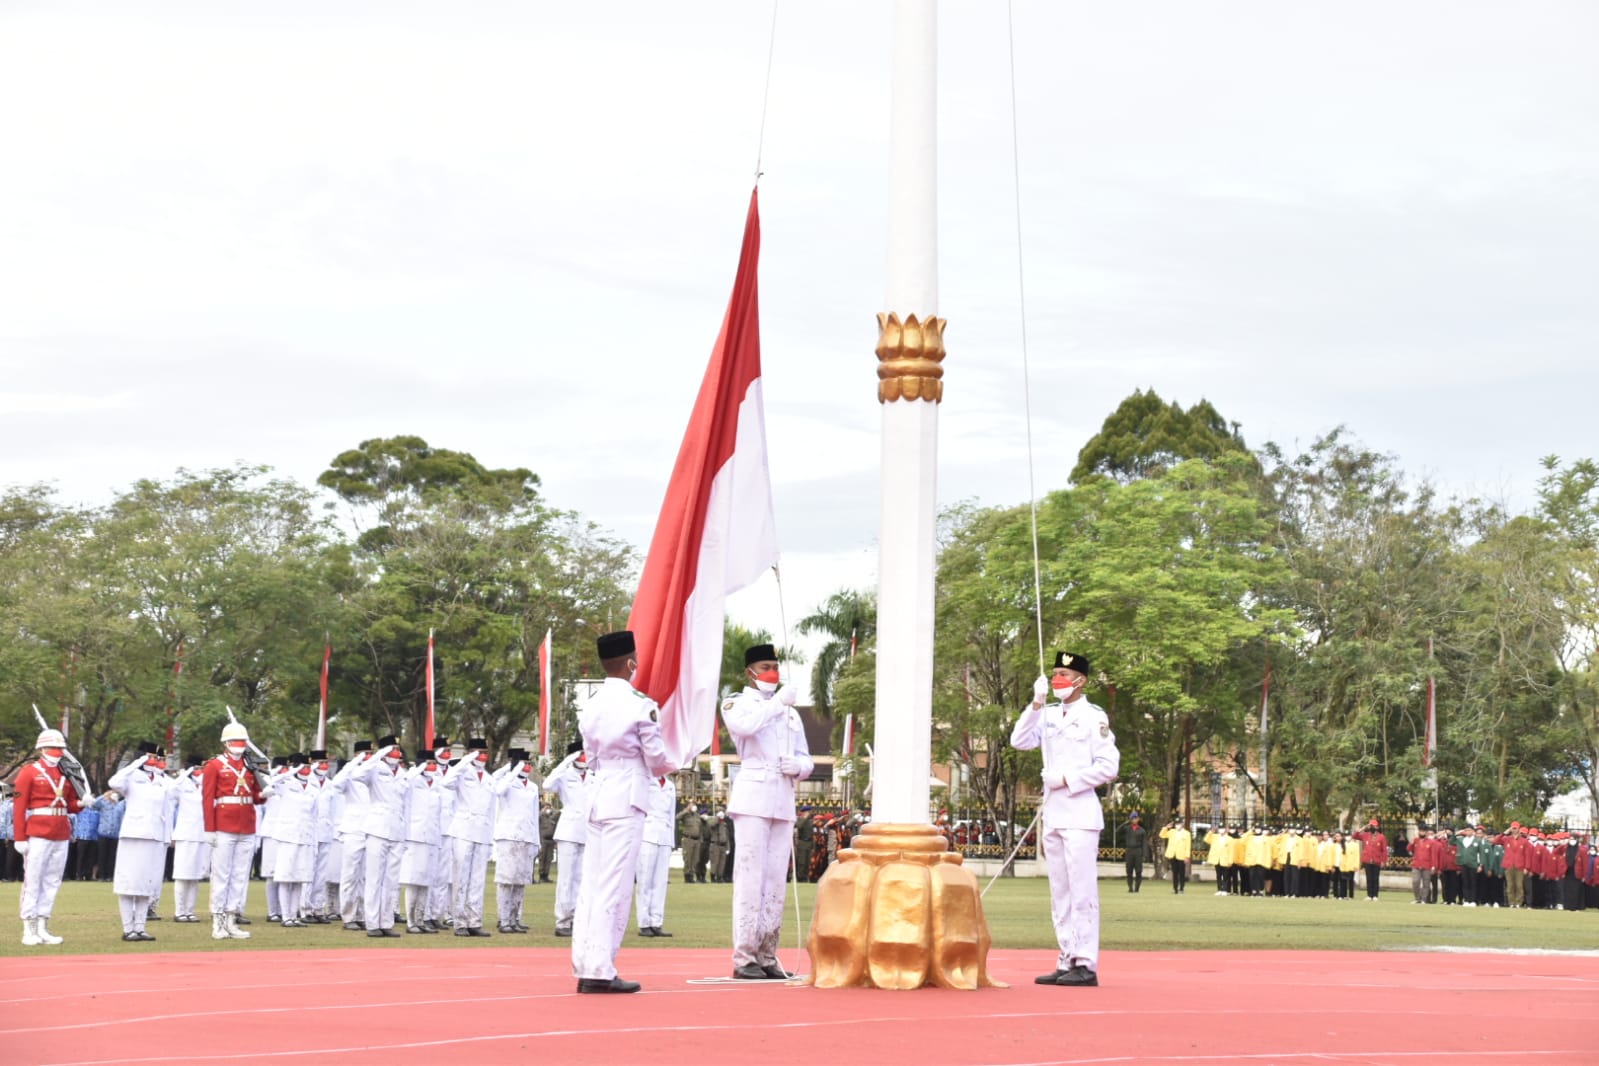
1146, 817, 1598, 909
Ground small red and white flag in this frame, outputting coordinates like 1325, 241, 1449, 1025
537, 628, 552, 756
425, 629, 437, 748
628, 189, 779, 767
316, 637, 331, 751
1423, 637, 1437, 768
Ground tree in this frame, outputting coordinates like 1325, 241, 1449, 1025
1071, 389, 1255, 485
793, 589, 875, 719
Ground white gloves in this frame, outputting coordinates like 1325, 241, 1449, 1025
1032, 675, 1049, 702
1041, 768, 1068, 791
777, 685, 799, 708
778, 755, 801, 777
205, 832, 217, 848
13, 841, 27, 857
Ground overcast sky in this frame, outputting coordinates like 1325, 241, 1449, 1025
2, 2, 1595, 677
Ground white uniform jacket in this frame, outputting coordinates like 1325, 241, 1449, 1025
724, 687, 814, 821
579, 677, 675, 822
171, 770, 207, 843
1010, 696, 1120, 831
353, 756, 411, 842
544, 752, 590, 845
268, 772, 318, 846
403, 768, 445, 846
444, 758, 497, 846
107, 758, 178, 843
494, 772, 541, 844
310, 776, 339, 844
331, 756, 372, 834
641, 777, 677, 847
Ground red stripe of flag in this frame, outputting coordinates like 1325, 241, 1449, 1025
316, 638, 330, 751
627, 189, 778, 766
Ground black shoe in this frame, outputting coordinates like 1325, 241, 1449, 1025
367, 927, 401, 938
422, 920, 441, 932
281, 919, 304, 928
233, 915, 252, 925
408, 925, 428, 934
146, 913, 163, 921
468, 927, 491, 937
136, 931, 157, 941
1056, 965, 1099, 987
554, 925, 572, 937
267, 914, 282, 923
637, 927, 657, 937
651, 927, 673, 938
512, 922, 529, 933
577, 977, 641, 994
760, 963, 788, 979
343, 921, 365, 931
1034, 969, 1069, 985
121, 932, 144, 942
413, 924, 437, 934
733, 963, 769, 980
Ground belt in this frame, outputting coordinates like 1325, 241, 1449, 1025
214, 797, 255, 806
26, 807, 68, 817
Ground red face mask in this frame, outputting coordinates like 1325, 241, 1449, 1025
41, 747, 64, 759
754, 669, 780, 685
147, 760, 166, 772
475, 752, 489, 765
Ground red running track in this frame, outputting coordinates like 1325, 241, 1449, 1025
1, 948, 1595, 1065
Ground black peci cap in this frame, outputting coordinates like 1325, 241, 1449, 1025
1053, 651, 1092, 675
744, 643, 778, 667
596, 630, 635, 660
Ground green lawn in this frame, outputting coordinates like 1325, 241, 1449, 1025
3, 874, 1595, 958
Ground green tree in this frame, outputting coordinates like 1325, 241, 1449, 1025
1071, 388, 1254, 485
793, 588, 875, 719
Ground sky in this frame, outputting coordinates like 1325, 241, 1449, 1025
2, 1, 1596, 687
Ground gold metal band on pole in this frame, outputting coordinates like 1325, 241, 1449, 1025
875, 313, 946, 404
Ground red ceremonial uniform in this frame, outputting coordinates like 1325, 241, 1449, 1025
12, 761, 86, 843
201, 755, 264, 833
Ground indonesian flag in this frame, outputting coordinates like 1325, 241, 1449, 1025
628, 189, 778, 767
425, 629, 436, 747
842, 712, 855, 758
537, 628, 552, 756
1423, 637, 1436, 768
316, 638, 330, 751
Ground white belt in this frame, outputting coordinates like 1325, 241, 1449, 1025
26, 807, 68, 817
214, 796, 254, 806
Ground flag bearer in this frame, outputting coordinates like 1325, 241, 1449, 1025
13, 728, 91, 945
203, 722, 266, 941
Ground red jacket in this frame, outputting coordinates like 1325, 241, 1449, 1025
1355, 830, 1389, 866
201, 754, 264, 834
11, 761, 88, 842
1409, 836, 1435, 871
1436, 840, 1459, 872
1501, 835, 1528, 871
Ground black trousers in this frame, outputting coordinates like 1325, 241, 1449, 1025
1169, 858, 1186, 893
1363, 863, 1381, 898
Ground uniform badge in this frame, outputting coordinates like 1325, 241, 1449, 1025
1099, 725, 1111, 738
721, 698, 734, 712
650, 708, 658, 722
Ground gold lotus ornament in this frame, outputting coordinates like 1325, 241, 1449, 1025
875, 313, 946, 403
805, 822, 1004, 990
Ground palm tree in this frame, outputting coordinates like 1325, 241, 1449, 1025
794, 588, 876, 719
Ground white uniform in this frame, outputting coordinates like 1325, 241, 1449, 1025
723, 686, 813, 970
307, 773, 339, 918
493, 767, 541, 929
107, 757, 178, 936
1010, 694, 1119, 975
170, 769, 208, 918
331, 754, 372, 925
400, 766, 445, 928
544, 751, 589, 931
258, 772, 283, 919
354, 753, 410, 933
268, 770, 318, 923
444, 756, 497, 932
571, 678, 674, 981
634, 776, 676, 933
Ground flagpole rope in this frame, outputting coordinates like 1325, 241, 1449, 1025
1007, 0, 1047, 677
772, 563, 806, 970
753, 0, 780, 183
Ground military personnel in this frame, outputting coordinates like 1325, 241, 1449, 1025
538, 802, 557, 883
353, 735, 408, 938
202, 722, 266, 941
544, 740, 589, 936
794, 807, 814, 883
1158, 817, 1191, 894
722, 643, 813, 978
493, 749, 541, 934
634, 775, 676, 937
445, 737, 496, 938
13, 728, 93, 946
1011, 651, 1120, 987
694, 808, 714, 882
1123, 812, 1147, 893
708, 812, 730, 881
570, 630, 674, 994
678, 803, 703, 883
331, 740, 374, 929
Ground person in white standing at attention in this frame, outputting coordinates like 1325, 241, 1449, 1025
570, 630, 675, 994
106, 742, 178, 942
722, 642, 812, 980
1010, 651, 1120, 987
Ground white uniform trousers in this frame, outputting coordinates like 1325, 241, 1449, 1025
307, 841, 334, 914
362, 836, 403, 932
19, 837, 70, 920
634, 839, 671, 931
570, 813, 643, 980
428, 843, 451, 923
451, 839, 491, 930
174, 877, 200, 919
1041, 826, 1102, 973
730, 814, 791, 967
338, 831, 367, 924
554, 840, 584, 925
210, 833, 255, 915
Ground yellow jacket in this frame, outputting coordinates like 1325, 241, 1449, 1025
1159, 825, 1192, 861
1313, 838, 1337, 873
1292, 834, 1317, 867
1339, 840, 1361, 873
1244, 832, 1270, 867
1204, 829, 1233, 866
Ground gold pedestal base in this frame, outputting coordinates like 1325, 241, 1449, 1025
805, 822, 1005, 990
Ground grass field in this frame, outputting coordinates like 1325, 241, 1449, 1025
4, 872, 1596, 959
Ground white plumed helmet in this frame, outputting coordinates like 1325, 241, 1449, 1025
35, 728, 67, 749
221, 722, 250, 744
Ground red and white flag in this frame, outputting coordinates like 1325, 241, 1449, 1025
1423, 637, 1437, 768
537, 628, 552, 756
316, 637, 331, 751
425, 629, 437, 748
842, 712, 855, 758
628, 189, 778, 767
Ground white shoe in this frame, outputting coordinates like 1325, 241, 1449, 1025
36, 920, 63, 945
212, 914, 230, 941
225, 914, 251, 940
21, 918, 42, 947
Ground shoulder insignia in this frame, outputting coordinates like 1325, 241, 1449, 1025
721, 698, 734, 712
649, 708, 658, 723
1100, 724, 1112, 738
